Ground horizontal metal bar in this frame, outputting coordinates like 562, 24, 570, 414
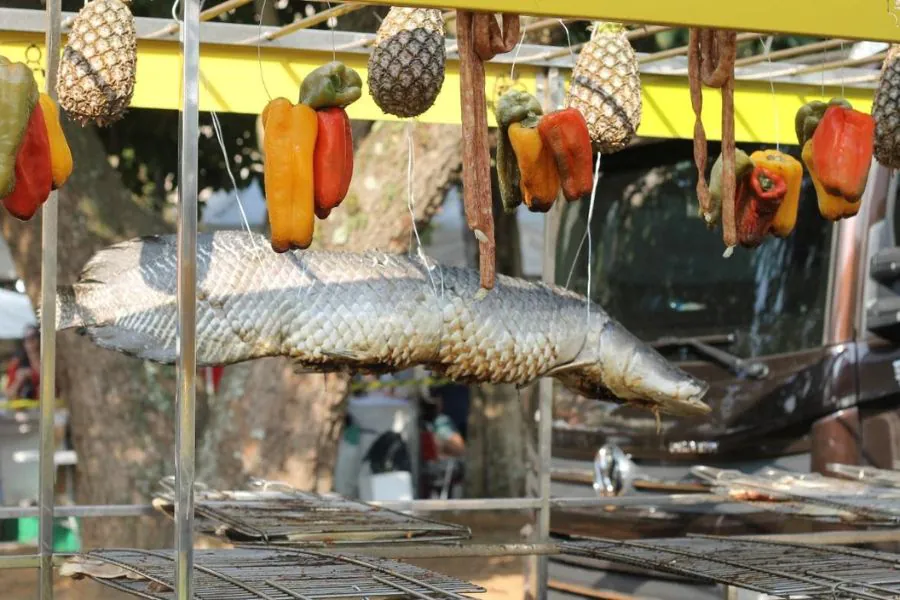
3, 530, 900, 571
0, 28, 876, 144
0, 493, 733, 520
0, 504, 158, 519
331, 543, 561, 559
737, 529, 900, 545
332, 0, 900, 43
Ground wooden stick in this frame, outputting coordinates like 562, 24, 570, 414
457, 10, 496, 290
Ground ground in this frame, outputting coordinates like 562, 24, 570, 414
0, 512, 532, 600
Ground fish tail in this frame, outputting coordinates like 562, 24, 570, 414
37, 286, 84, 331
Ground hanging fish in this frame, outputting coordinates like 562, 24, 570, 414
47, 231, 711, 418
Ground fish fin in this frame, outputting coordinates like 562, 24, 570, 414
78, 235, 171, 284
539, 334, 589, 378
541, 359, 596, 379
85, 325, 177, 365
321, 349, 366, 362
36, 286, 83, 331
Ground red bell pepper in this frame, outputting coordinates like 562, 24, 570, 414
313, 107, 353, 220
810, 105, 874, 202
2, 102, 52, 221
536, 108, 594, 201
736, 166, 786, 248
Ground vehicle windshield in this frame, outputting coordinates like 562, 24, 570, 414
556, 139, 833, 359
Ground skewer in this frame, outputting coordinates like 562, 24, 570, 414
39, 2, 62, 598
145, 0, 255, 38
640, 31, 758, 65
740, 51, 887, 80
734, 37, 849, 67
240, 2, 364, 44
174, 0, 201, 598
519, 25, 670, 63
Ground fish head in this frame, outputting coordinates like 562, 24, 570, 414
553, 315, 712, 418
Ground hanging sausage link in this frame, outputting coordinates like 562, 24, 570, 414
457, 12, 520, 290
688, 28, 738, 250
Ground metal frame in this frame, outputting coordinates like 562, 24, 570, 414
9, 2, 899, 600
0, 8, 887, 145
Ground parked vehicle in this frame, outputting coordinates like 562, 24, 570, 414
548, 138, 900, 598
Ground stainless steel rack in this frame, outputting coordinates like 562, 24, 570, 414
692, 466, 900, 525
59, 546, 486, 600
151, 478, 472, 546
560, 536, 900, 600
827, 463, 900, 488
9, 1, 900, 600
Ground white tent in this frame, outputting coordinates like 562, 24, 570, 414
0, 287, 36, 339
200, 178, 268, 231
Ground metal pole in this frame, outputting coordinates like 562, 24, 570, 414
175, 0, 200, 598
39, 1, 62, 597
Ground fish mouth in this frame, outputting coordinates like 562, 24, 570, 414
642, 378, 712, 417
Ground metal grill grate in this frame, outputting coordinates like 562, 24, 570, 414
690, 466, 900, 524
560, 536, 900, 600
827, 464, 900, 489
152, 478, 471, 546
61, 547, 485, 600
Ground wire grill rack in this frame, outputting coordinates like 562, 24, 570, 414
690, 466, 900, 524
560, 536, 900, 600
152, 478, 471, 546
61, 547, 486, 600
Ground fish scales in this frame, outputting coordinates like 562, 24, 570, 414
51, 231, 712, 417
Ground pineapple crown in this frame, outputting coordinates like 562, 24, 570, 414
590, 21, 626, 39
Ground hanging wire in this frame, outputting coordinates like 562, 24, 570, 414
209, 111, 267, 263
840, 41, 846, 98
509, 27, 528, 80
557, 19, 576, 65
257, 0, 273, 101
762, 35, 780, 151
405, 123, 442, 298
585, 154, 601, 323
327, 2, 336, 62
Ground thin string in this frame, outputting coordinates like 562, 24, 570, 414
585, 154, 601, 325
327, 2, 337, 62
209, 111, 267, 264
257, 0, 273, 101
558, 19, 575, 65
762, 36, 780, 151
406, 122, 442, 298
839, 41, 846, 98
509, 26, 527, 80
821, 45, 826, 99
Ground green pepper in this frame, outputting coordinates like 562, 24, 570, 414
704, 148, 753, 228
494, 90, 543, 213
0, 56, 39, 198
794, 97, 853, 148
298, 61, 363, 110
495, 89, 543, 127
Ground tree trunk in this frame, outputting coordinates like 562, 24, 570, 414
463, 163, 536, 499
200, 120, 462, 492
1, 119, 178, 551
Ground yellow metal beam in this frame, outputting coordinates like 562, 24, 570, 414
0, 32, 874, 146
347, 0, 900, 44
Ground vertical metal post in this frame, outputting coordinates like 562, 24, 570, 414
175, 0, 201, 599
39, 1, 62, 598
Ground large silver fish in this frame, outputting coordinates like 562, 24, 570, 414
49, 231, 711, 417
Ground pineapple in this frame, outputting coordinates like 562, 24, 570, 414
368, 7, 446, 119
566, 22, 642, 155
57, 0, 136, 127
874, 44, 900, 169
